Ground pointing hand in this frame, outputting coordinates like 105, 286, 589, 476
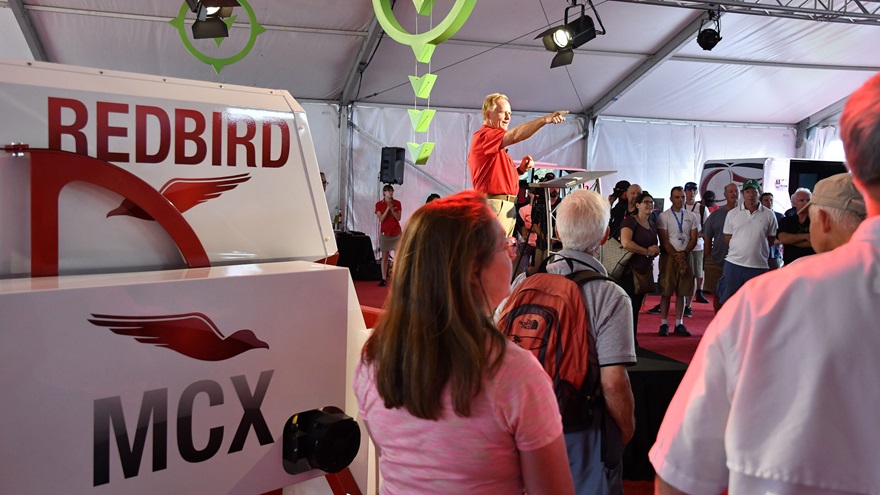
545, 110, 568, 124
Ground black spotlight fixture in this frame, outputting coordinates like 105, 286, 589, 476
185, 0, 241, 39
697, 10, 723, 51
535, 0, 606, 68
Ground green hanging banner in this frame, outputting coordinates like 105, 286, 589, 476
372, 0, 476, 165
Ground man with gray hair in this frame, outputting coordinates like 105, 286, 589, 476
803, 173, 866, 253
777, 187, 815, 265
651, 71, 880, 495
500, 188, 635, 494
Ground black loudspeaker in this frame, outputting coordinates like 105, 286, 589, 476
380, 147, 405, 185
335, 231, 374, 268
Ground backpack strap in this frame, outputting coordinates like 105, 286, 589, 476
565, 269, 614, 410
533, 252, 598, 275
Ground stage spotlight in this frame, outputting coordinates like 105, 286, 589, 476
535, 0, 605, 68
697, 10, 722, 51
185, 0, 241, 39
192, 17, 230, 39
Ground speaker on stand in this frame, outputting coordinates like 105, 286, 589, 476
379, 147, 405, 185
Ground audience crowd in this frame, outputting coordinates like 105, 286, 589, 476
357, 75, 878, 494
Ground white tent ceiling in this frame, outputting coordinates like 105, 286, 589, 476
2, 0, 879, 127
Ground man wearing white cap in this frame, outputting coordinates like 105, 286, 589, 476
651, 71, 880, 495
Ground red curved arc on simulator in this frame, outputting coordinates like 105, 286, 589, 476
27, 148, 211, 276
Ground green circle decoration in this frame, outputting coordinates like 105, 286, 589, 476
169, 0, 267, 73
371, 0, 476, 51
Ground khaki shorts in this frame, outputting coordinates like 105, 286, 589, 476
379, 232, 400, 252
659, 252, 695, 298
703, 256, 723, 294
487, 198, 517, 237
688, 250, 704, 279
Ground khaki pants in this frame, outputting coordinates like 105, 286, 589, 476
659, 253, 696, 298
487, 198, 517, 237
703, 256, 723, 294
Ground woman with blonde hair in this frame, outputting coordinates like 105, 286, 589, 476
355, 190, 574, 494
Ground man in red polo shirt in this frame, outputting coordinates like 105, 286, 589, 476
468, 93, 568, 236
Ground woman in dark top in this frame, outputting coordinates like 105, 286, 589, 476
620, 191, 660, 347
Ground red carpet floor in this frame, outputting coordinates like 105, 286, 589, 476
353, 280, 715, 365
634, 293, 715, 364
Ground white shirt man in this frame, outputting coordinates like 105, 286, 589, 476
717, 179, 777, 306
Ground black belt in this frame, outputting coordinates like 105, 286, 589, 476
487, 194, 516, 202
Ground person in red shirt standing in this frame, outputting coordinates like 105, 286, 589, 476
468, 93, 568, 236
375, 184, 402, 287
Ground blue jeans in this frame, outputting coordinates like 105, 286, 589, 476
717, 262, 768, 305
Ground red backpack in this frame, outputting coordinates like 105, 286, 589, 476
497, 257, 613, 431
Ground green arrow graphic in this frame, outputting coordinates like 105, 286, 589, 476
407, 142, 435, 165
412, 43, 436, 63
408, 74, 437, 100
412, 0, 436, 16
408, 109, 436, 133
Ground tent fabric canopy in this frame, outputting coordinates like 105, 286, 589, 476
0, 0, 875, 240
2, 0, 878, 121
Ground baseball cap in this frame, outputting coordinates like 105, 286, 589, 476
798, 173, 866, 217
742, 179, 761, 192
684, 181, 698, 191
614, 180, 631, 192
703, 190, 716, 206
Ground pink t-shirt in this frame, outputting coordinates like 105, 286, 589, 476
354, 342, 562, 494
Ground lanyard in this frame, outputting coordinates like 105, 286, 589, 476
671, 209, 684, 234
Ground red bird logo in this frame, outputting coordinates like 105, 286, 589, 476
89, 312, 269, 361
107, 173, 251, 220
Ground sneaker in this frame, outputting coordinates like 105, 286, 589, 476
684, 306, 693, 318
695, 290, 710, 303
674, 324, 692, 337
646, 304, 661, 315
658, 324, 669, 337
378, 279, 387, 287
